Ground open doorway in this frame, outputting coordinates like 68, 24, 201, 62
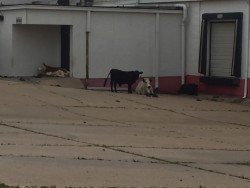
12, 24, 61, 76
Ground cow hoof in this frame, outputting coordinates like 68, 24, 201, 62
153, 94, 158, 97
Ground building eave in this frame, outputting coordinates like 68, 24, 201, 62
0, 4, 183, 14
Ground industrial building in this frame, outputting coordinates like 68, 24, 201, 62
0, 0, 249, 97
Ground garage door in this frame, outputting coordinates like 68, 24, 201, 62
210, 22, 235, 77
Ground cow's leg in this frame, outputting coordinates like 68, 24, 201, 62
110, 80, 114, 92
128, 84, 132, 94
114, 81, 118, 92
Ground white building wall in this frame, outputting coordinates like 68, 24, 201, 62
0, 7, 87, 77
185, 2, 201, 76
93, 0, 250, 81
0, 12, 13, 76
90, 12, 156, 78
0, 6, 182, 79
89, 11, 181, 78
0, 9, 66, 77
159, 14, 181, 76
0, 9, 27, 76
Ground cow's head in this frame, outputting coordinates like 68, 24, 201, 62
37, 64, 46, 74
142, 78, 153, 90
135, 71, 143, 79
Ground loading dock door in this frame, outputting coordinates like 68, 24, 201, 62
210, 22, 235, 77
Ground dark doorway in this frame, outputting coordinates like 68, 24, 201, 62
61, 25, 70, 71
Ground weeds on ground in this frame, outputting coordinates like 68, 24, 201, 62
0, 183, 18, 188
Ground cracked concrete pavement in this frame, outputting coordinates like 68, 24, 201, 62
0, 77, 250, 188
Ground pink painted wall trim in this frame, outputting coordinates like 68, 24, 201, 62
81, 76, 181, 93
81, 78, 151, 91
81, 76, 250, 97
158, 76, 181, 94
186, 75, 249, 97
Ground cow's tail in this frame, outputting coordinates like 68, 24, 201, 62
103, 71, 111, 87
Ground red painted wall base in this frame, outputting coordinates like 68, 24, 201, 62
81, 75, 250, 97
186, 75, 249, 97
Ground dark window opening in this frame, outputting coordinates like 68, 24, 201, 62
198, 13, 243, 85
57, 0, 69, 6
61, 25, 70, 71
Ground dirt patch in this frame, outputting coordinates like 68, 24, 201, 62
35, 77, 85, 89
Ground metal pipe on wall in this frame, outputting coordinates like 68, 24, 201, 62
155, 13, 160, 89
86, 11, 91, 80
243, 0, 250, 98
175, 4, 187, 85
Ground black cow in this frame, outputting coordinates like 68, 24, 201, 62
179, 83, 199, 96
104, 69, 143, 93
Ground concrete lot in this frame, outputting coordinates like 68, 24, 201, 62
0, 78, 250, 188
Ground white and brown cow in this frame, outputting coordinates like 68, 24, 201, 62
38, 63, 69, 77
136, 78, 158, 97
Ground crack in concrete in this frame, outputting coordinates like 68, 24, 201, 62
118, 96, 250, 128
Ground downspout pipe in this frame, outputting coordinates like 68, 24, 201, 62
243, 1, 250, 98
175, 4, 187, 85
155, 13, 160, 89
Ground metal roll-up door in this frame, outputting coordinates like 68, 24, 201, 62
210, 22, 235, 77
